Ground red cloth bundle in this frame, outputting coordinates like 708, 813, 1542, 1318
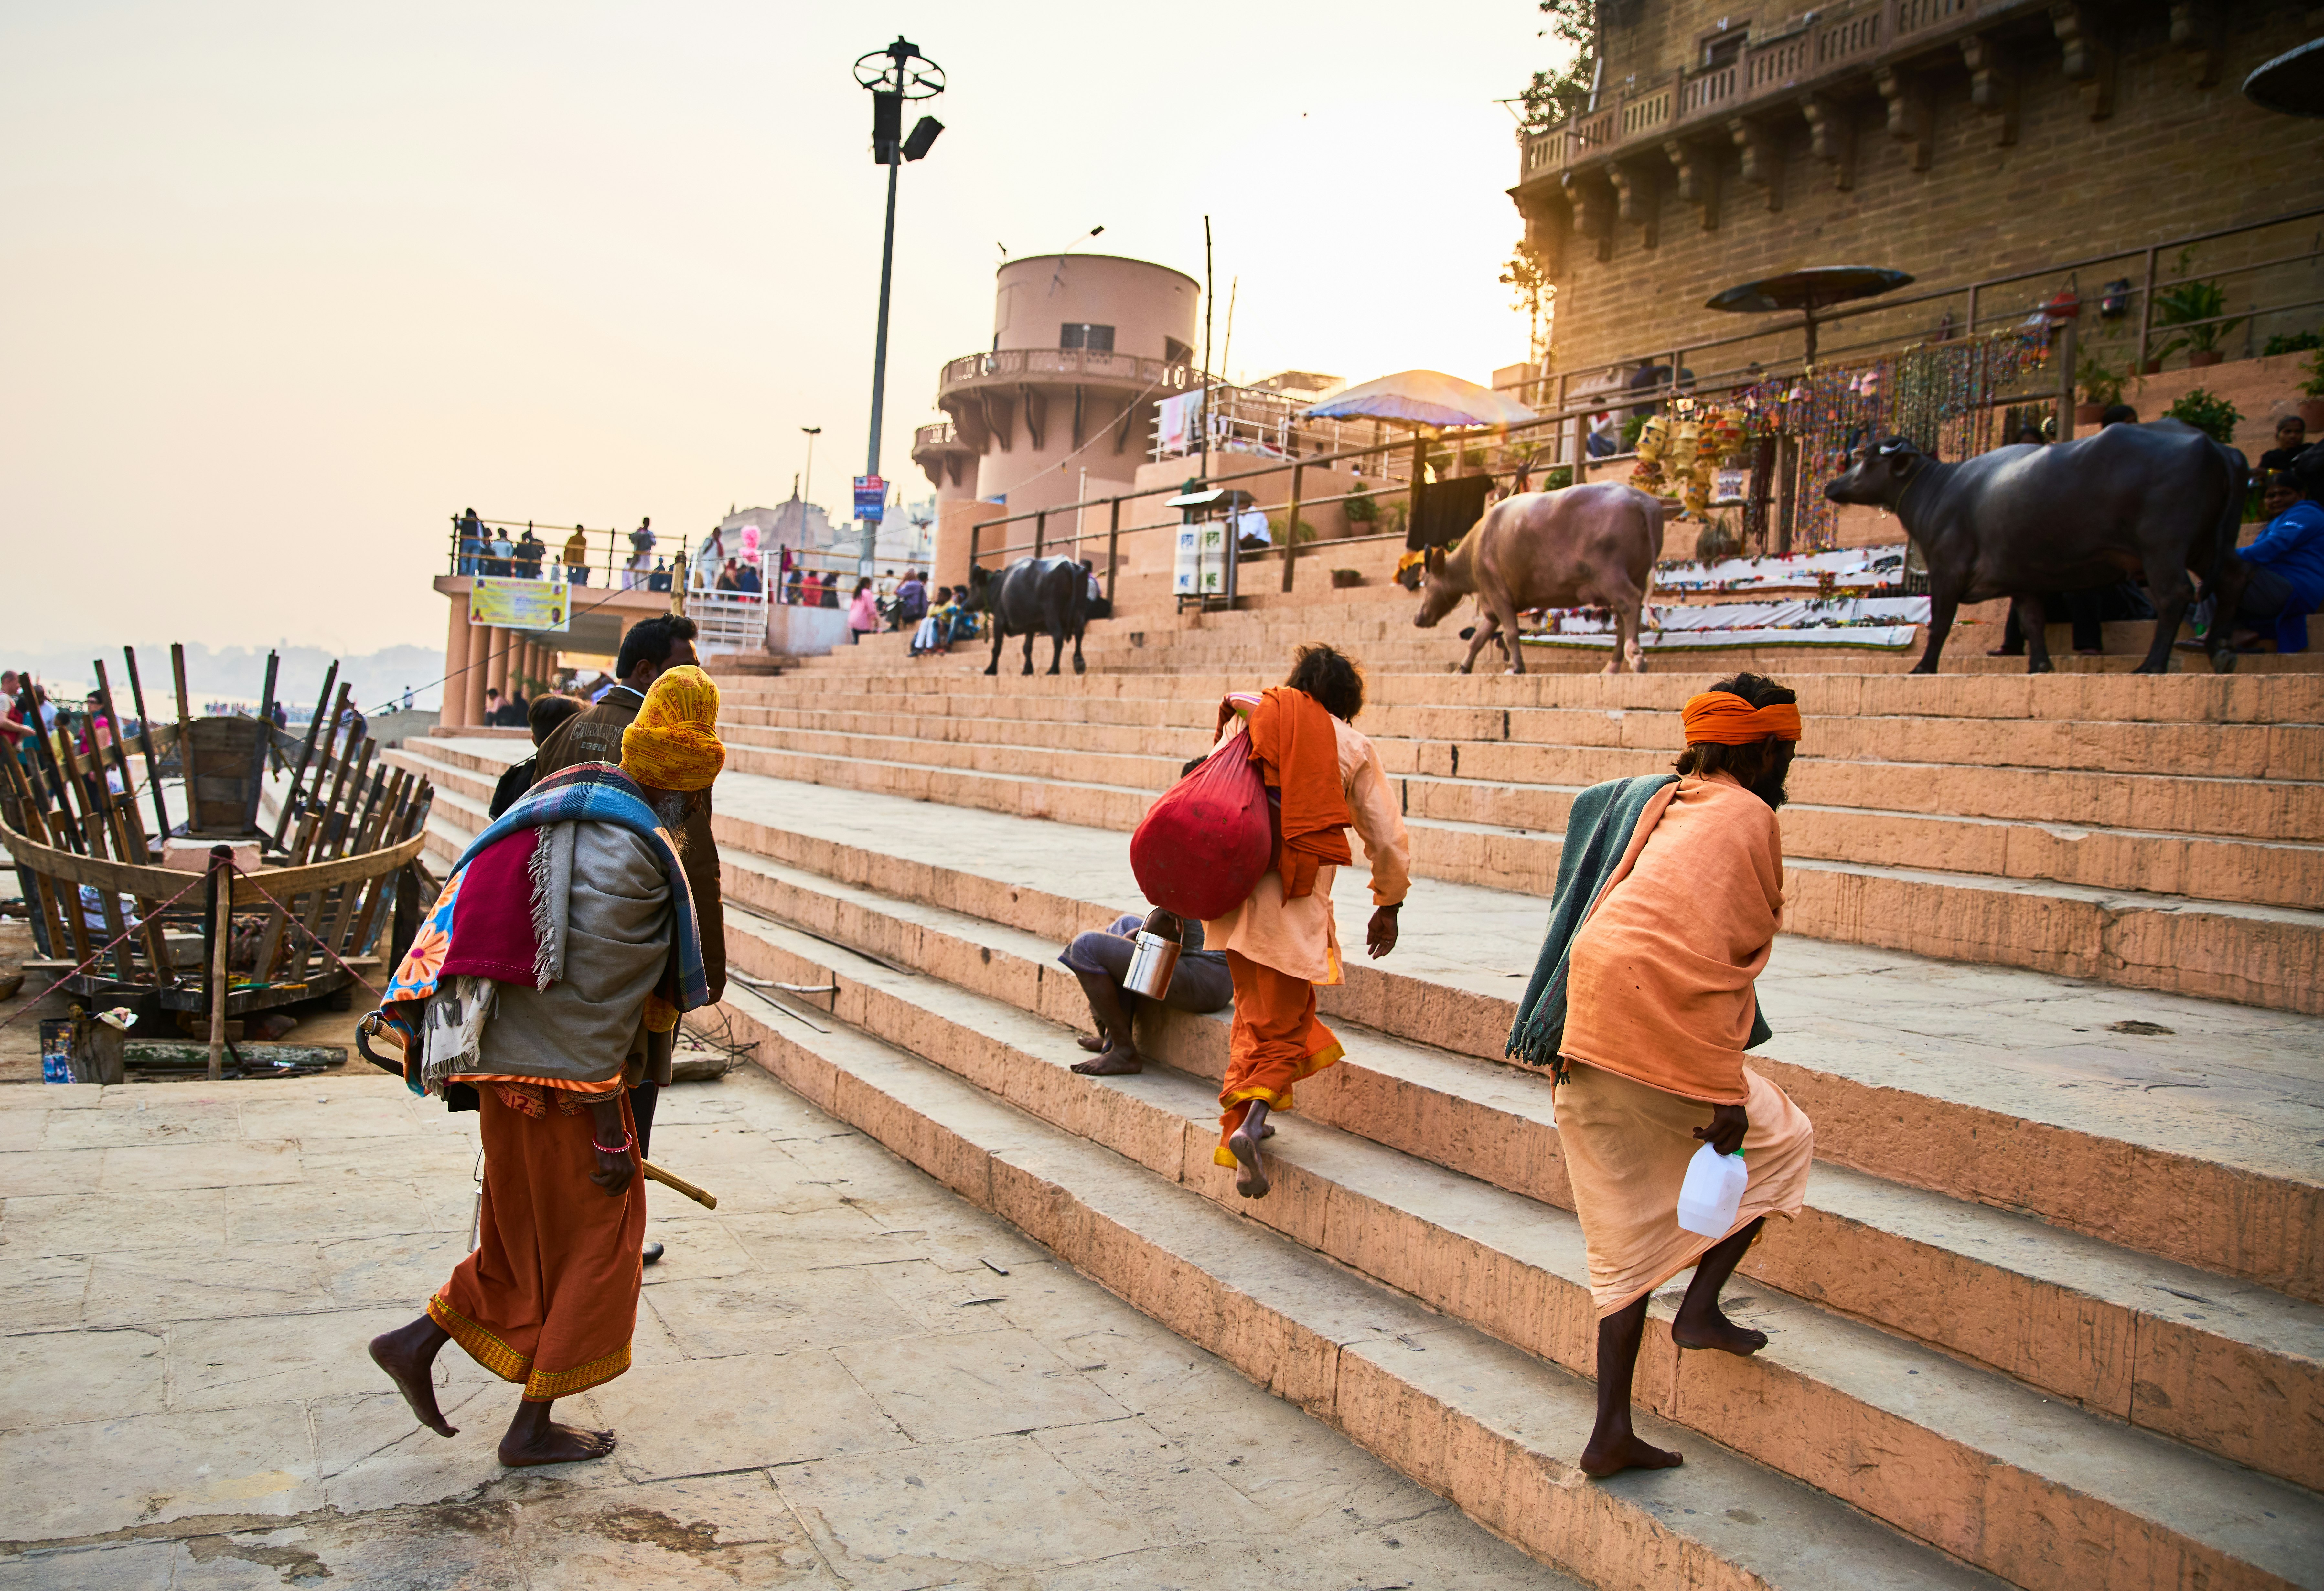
1130, 732, 1274, 921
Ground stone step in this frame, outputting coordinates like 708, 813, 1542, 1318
592, 731, 2324, 1014
711, 712, 2324, 868
717, 662, 2324, 717
714, 908, 2324, 1591
706, 842, 2324, 1495
382, 739, 2324, 1307
709, 991, 2010, 1591
709, 694, 2324, 782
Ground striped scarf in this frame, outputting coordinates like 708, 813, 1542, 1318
381, 762, 710, 1049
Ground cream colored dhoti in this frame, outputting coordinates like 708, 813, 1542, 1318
1555, 1060, 1813, 1317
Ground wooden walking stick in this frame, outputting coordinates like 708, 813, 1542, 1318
639, 1160, 717, 1210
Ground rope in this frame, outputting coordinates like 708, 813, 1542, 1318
226, 861, 388, 1002
0, 865, 209, 1032
0, 849, 399, 1034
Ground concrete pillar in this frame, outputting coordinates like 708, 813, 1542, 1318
463, 617, 489, 728
934, 500, 1006, 592
486, 627, 510, 703
441, 593, 473, 729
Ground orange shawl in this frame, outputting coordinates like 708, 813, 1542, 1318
1223, 687, 1351, 900
1558, 774, 1784, 1105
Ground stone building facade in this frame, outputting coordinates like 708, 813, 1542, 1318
1511, 0, 2323, 401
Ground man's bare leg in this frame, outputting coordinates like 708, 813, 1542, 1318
1227, 1099, 1272, 1198
1069, 970, 1144, 1076
500, 1397, 617, 1467
1671, 1217, 1769, 1355
1580, 1295, 1683, 1477
370, 1316, 458, 1437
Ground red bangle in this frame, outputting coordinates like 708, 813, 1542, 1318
593, 1133, 633, 1156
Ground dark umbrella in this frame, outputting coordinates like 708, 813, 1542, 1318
2244, 37, 2324, 116
1705, 266, 1915, 364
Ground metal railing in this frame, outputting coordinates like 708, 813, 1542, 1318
1543, 205, 2324, 422
1146, 382, 1420, 476
937, 347, 1204, 394
445, 518, 684, 591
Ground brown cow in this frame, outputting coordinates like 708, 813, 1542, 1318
1405, 483, 1660, 674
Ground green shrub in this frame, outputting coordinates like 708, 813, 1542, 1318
2151, 251, 2244, 362
1344, 486, 1377, 524
2166, 387, 2242, 445
1620, 413, 1649, 452
2262, 329, 2323, 357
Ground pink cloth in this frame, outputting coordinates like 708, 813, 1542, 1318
436, 828, 543, 987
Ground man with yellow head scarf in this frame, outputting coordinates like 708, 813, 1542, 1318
368, 665, 723, 1468
532, 617, 726, 1266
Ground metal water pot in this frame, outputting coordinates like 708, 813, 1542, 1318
1122, 908, 1184, 999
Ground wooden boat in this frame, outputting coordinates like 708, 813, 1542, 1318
0, 646, 435, 1063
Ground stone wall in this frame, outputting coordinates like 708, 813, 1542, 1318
1525, 4, 2321, 394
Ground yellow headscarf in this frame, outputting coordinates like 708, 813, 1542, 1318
620, 664, 725, 791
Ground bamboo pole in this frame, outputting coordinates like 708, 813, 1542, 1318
271, 662, 338, 850
121, 648, 173, 840
207, 845, 232, 1080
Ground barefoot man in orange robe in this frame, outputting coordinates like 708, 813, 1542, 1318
1202, 645, 1410, 1198
367, 667, 724, 1466
1508, 672, 1815, 1478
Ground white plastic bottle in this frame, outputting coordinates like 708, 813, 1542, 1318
1676, 1142, 1749, 1237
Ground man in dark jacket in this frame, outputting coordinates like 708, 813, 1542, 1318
529, 613, 724, 1264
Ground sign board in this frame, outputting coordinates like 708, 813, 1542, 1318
854, 475, 886, 522
469, 576, 570, 632
1172, 522, 1233, 599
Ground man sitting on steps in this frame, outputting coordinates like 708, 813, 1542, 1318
1506, 671, 1815, 1479
1200, 645, 1409, 1200
1064, 761, 1236, 1076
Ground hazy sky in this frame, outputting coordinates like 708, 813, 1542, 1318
3, 2, 1551, 657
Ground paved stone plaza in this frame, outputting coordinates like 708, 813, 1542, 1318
0, 1058, 1568, 1589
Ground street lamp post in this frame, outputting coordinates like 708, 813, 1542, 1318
855, 36, 945, 492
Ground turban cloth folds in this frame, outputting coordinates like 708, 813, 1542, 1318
621, 665, 726, 790
1681, 692, 1803, 746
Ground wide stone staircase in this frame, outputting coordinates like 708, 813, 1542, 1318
564, 667, 2323, 1014
386, 663, 2324, 1589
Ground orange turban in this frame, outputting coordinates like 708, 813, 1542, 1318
1681, 691, 1803, 745
621, 664, 725, 791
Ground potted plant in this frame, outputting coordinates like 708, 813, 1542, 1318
2075, 349, 2124, 425
2151, 252, 2245, 369
2166, 388, 2242, 446
2300, 348, 2324, 434
1344, 486, 1378, 528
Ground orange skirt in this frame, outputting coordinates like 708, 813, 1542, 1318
1554, 1060, 1813, 1317
1213, 950, 1345, 1167
430, 1082, 646, 1400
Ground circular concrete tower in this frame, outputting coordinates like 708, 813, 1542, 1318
917, 253, 1201, 584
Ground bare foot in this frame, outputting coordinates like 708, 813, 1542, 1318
1071, 1043, 1143, 1076
369, 1319, 457, 1438
1671, 1305, 1768, 1356
1075, 1032, 1109, 1053
499, 1421, 618, 1467
1579, 1432, 1684, 1478
1227, 1126, 1270, 1199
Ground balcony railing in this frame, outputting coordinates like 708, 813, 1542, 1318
937, 347, 1204, 395
912, 421, 964, 454
1517, 0, 2037, 182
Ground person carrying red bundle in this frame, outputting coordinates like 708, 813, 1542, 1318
1199, 645, 1410, 1199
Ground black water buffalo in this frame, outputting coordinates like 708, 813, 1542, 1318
1823, 423, 2246, 674
969, 556, 1089, 676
